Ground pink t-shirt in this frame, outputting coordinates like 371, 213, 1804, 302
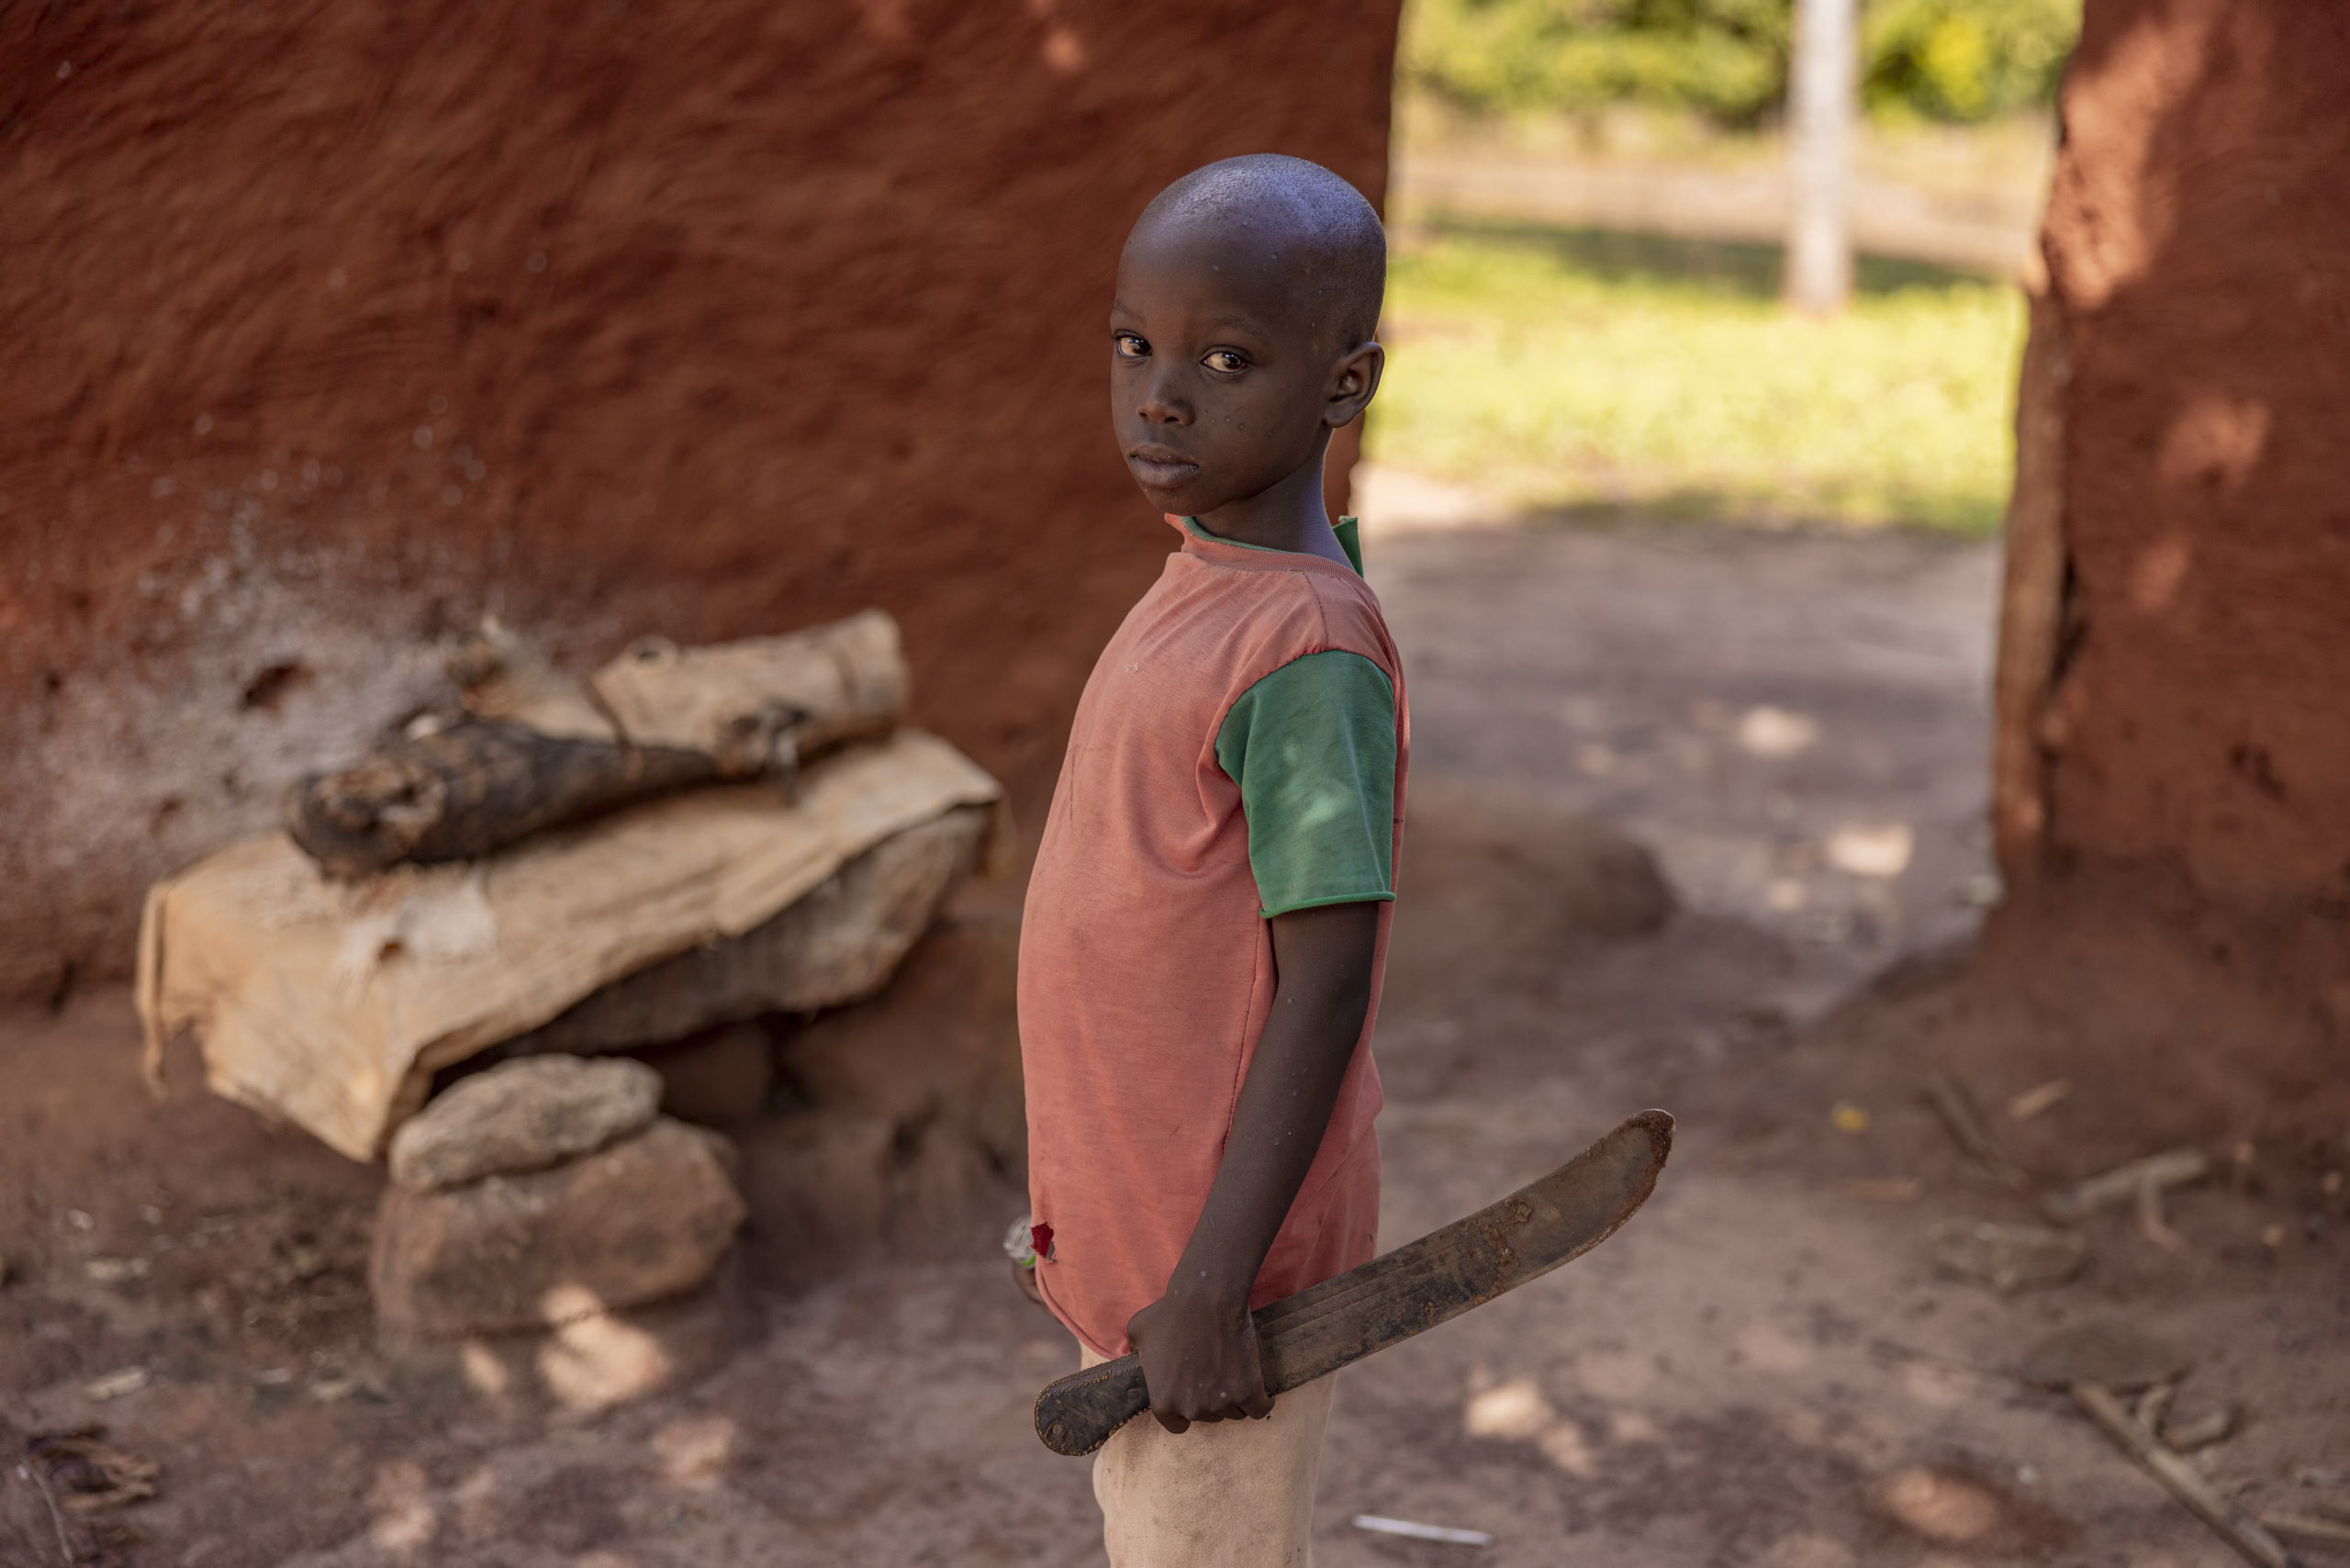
1019, 517, 1408, 1357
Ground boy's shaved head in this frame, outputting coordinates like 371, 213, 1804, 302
1109, 154, 1389, 530
1129, 154, 1385, 350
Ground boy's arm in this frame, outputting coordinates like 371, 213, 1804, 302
1124, 898, 1379, 1433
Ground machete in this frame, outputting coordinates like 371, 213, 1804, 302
1034, 1107, 1673, 1455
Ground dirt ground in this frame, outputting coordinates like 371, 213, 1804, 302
5, 514, 2345, 1567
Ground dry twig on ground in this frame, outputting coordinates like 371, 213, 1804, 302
2070, 1383, 2301, 1568
2005, 1079, 2071, 1120
1922, 1071, 2030, 1189
17, 1460, 75, 1564
2266, 1516, 2350, 1548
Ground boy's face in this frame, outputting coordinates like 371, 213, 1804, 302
1109, 221, 1379, 516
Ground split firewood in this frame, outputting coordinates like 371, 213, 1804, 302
590, 609, 907, 776
444, 616, 616, 741
282, 611, 912, 878
1923, 1071, 2031, 1190
283, 722, 724, 878
2070, 1382, 2302, 1568
2043, 1148, 2210, 1224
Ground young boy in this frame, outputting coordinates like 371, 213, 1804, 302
1017, 153, 1405, 1565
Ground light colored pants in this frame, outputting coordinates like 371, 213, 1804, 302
1080, 1345, 1337, 1568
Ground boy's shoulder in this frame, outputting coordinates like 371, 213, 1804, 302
1161, 551, 1392, 674
1172, 533, 1388, 622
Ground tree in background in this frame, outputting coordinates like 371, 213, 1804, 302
1786, 0, 1856, 316
1403, 0, 1792, 127
1401, 0, 2078, 127
1860, 0, 2077, 121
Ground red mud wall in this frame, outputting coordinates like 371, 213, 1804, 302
0, 1, 1403, 1003
2007, 1, 2350, 926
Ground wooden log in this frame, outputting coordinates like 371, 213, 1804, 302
443, 616, 616, 741
282, 611, 912, 878
282, 722, 722, 879
2071, 1382, 2302, 1568
590, 609, 907, 774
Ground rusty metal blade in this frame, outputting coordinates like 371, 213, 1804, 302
1034, 1108, 1673, 1456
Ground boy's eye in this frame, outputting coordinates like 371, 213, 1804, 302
1203, 350, 1247, 374
1113, 333, 1149, 361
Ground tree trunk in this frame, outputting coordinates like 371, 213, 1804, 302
1786, 0, 1857, 317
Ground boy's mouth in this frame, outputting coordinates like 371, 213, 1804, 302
1125, 444, 1200, 488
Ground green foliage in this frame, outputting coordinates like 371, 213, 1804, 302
1366, 226, 2025, 533
1400, 0, 2080, 125
1404, 0, 1791, 125
1862, 0, 2078, 121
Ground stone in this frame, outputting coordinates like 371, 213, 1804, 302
632, 1019, 777, 1126
2014, 1318, 2190, 1392
1930, 1219, 2087, 1293
388, 1055, 660, 1193
734, 912, 1027, 1282
384, 1251, 753, 1410
783, 912, 1023, 1148
493, 803, 993, 1058
371, 1116, 745, 1338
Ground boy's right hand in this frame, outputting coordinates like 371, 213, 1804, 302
1125, 1285, 1273, 1434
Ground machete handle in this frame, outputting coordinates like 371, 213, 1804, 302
1032, 1108, 1673, 1458
1034, 1354, 1151, 1457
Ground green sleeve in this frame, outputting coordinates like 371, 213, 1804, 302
1214, 650, 1398, 918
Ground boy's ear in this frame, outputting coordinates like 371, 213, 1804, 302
1324, 341, 1385, 429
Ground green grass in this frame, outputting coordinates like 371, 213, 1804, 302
1366, 219, 2027, 532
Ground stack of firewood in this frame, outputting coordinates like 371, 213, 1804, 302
285, 610, 907, 878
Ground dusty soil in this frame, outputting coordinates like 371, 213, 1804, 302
5, 518, 2345, 1568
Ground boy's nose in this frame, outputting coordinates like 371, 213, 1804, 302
1137, 369, 1191, 425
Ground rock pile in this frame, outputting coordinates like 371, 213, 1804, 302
372, 1057, 746, 1338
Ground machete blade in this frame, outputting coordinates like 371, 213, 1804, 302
1034, 1107, 1673, 1456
